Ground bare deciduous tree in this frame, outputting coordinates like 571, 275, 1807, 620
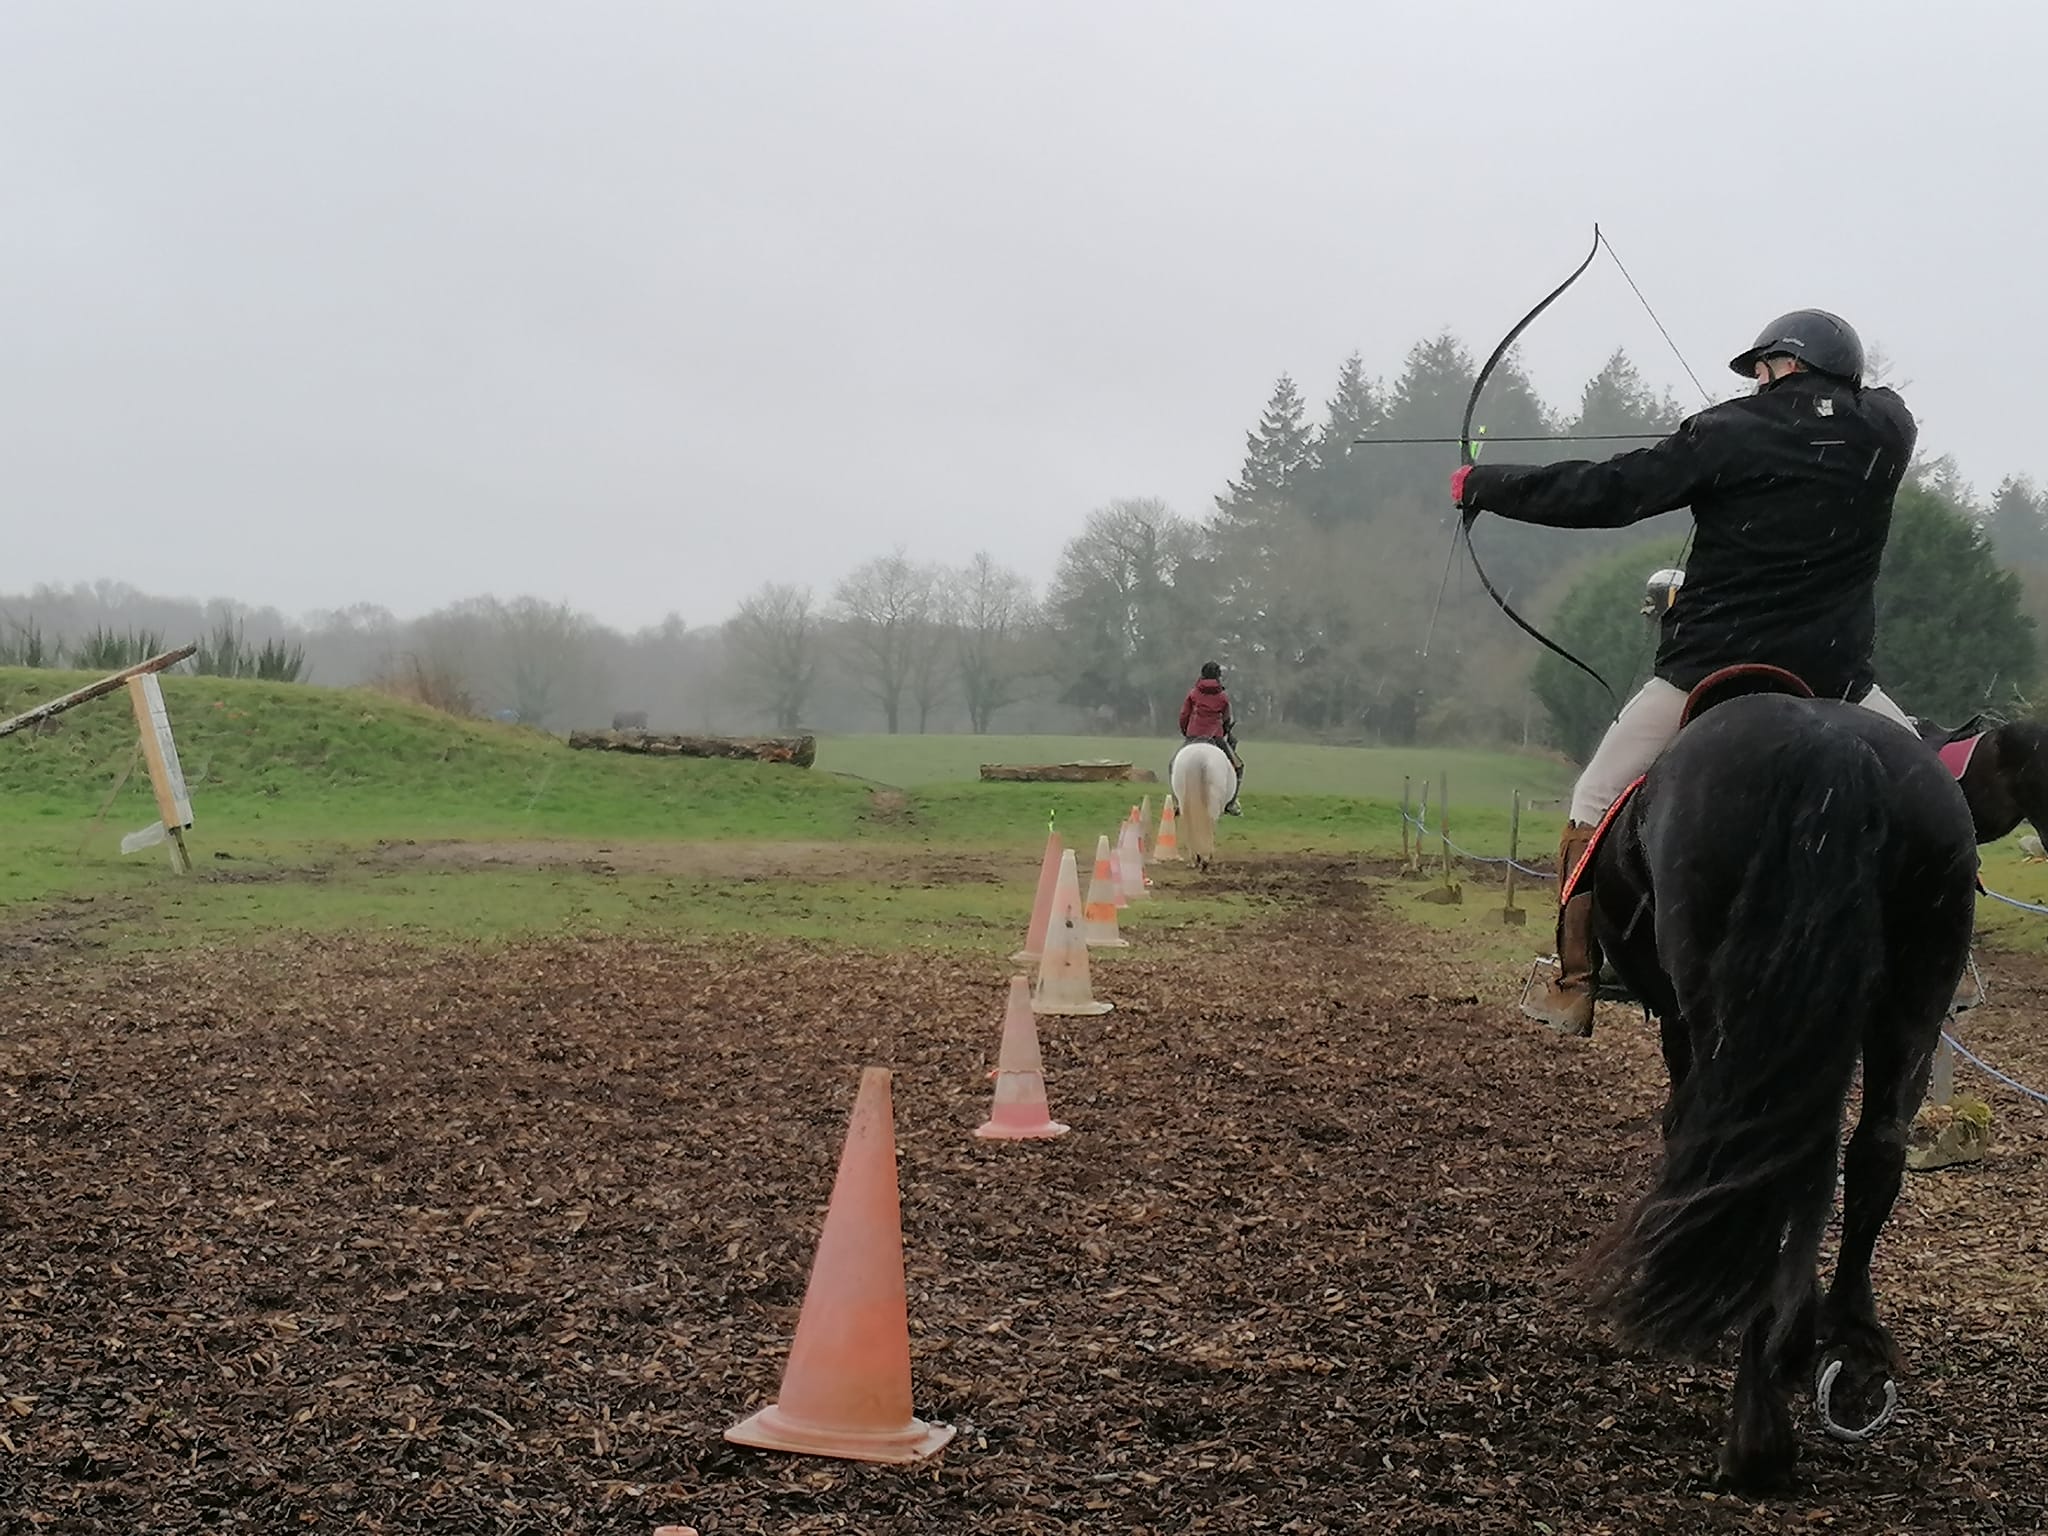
909, 586, 956, 734
724, 582, 820, 730
496, 596, 601, 725
953, 552, 1036, 734
834, 550, 942, 734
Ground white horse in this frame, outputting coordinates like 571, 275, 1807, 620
1170, 740, 1234, 870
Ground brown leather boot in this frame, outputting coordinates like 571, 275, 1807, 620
1522, 821, 1599, 1037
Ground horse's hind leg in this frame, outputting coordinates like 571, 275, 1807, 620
1655, 1010, 1694, 1138
1816, 1001, 1941, 1439
1722, 1308, 1798, 1491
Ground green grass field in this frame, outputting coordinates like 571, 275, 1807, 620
6, 666, 2044, 958
819, 731, 1576, 802
0, 671, 1434, 947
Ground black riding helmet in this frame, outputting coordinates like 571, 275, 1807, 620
1200, 661, 1222, 680
1727, 309, 1865, 385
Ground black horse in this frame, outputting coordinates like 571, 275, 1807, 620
1914, 714, 2048, 845
1576, 690, 1978, 1491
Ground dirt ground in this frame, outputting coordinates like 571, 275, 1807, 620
363, 837, 1012, 887
4, 854, 2048, 1533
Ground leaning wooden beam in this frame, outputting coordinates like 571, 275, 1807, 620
0, 644, 199, 741
564, 730, 816, 768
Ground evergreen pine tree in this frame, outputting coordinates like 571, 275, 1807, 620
1213, 373, 1318, 539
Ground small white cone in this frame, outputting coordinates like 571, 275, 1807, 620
1032, 851, 1112, 1016
1083, 834, 1129, 948
1154, 795, 1182, 862
1119, 819, 1147, 901
975, 976, 1070, 1139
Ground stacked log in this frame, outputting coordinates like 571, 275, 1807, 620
566, 731, 816, 767
979, 761, 1158, 784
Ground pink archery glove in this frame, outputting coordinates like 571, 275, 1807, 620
1450, 464, 1473, 507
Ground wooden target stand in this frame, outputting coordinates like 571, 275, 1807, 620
0, 644, 200, 872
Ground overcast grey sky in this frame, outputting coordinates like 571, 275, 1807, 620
3, 2, 2037, 631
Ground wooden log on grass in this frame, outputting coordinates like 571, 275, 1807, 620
979, 761, 1158, 784
565, 729, 816, 767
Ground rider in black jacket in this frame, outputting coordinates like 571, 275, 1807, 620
1453, 309, 1920, 1035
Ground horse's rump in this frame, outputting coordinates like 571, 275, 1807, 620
1585, 697, 1975, 1356
1170, 740, 1233, 865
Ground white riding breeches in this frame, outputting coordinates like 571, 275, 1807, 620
1568, 677, 1916, 826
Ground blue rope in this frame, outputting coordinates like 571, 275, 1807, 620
1943, 1030, 2048, 1109
1980, 885, 2048, 916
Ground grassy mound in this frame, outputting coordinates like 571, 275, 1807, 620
1, 668, 873, 842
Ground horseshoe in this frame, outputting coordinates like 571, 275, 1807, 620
1815, 1357, 1898, 1443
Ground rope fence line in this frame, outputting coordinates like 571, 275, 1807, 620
1981, 886, 2048, 917
1402, 807, 1554, 880
1942, 1030, 2048, 1109
1396, 782, 2048, 1111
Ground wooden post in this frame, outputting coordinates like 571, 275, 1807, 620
1419, 770, 1462, 904
1438, 771, 1452, 881
1399, 775, 1412, 871
125, 673, 195, 874
1929, 1036, 1955, 1106
1501, 789, 1526, 926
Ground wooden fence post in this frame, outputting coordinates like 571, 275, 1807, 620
1439, 771, 1452, 881
1406, 779, 1430, 880
1501, 789, 1526, 925
1419, 770, 1462, 904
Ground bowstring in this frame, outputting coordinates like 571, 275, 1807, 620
1414, 513, 1464, 736
1596, 229, 1715, 409
1594, 228, 1715, 714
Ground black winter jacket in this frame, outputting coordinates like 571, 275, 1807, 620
1461, 372, 1917, 699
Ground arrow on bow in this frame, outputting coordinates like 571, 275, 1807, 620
1352, 431, 1666, 445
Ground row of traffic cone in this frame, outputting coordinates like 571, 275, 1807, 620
1018, 796, 1180, 964
717, 797, 1182, 1484
988, 797, 1180, 1130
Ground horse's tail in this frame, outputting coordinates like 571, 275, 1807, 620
1588, 727, 1889, 1359
1176, 748, 1218, 860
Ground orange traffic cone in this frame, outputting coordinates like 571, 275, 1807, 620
1011, 829, 1063, 964
1033, 850, 1113, 1016
1139, 795, 1153, 851
1082, 834, 1128, 948
724, 1068, 956, 1463
1154, 795, 1181, 861
975, 976, 1070, 1139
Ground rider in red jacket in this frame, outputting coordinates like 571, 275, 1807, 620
1179, 662, 1244, 814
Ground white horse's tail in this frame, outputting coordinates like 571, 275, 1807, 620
1172, 745, 1224, 864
